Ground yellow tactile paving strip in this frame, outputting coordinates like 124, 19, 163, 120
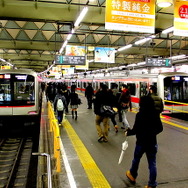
63, 120, 111, 188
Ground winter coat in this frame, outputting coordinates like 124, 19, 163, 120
54, 94, 67, 112
69, 92, 79, 105
94, 89, 114, 115
85, 85, 94, 98
118, 89, 132, 110
149, 93, 164, 114
127, 96, 163, 146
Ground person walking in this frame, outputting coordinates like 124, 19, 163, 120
93, 84, 114, 142
85, 83, 94, 109
118, 84, 132, 129
125, 96, 163, 188
109, 86, 119, 133
69, 85, 80, 120
148, 85, 164, 115
54, 89, 67, 125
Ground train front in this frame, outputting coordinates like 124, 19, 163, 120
0, 70, 41, 130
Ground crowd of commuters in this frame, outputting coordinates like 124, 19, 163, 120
45, 81, 163, 188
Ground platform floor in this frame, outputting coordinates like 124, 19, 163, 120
56, 93, 188, 188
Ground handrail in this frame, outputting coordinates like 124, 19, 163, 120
32, 152, 52, 188
47, 101, 61, 172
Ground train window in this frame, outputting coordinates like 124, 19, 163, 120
13, 74, 35, 105
140, 82, 148, 97
127, 83, 136, 95
164, 76, 188, 102
0, 75, 11, 103
83, 82, 87, 89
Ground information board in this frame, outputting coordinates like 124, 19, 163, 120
146, 57, 172, 67
55, 55, 86, 65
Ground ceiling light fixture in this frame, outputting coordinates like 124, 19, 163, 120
162, 27, 174, 34
117, 44, 132, 52
74, 6, 88, 27
157, 0, 173, 8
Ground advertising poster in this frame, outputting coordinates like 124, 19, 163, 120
65, 45, 86, 56
105, 0, 155, 33
94, 47, 115, 63
174, 0, 188, 36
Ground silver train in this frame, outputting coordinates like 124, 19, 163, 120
65, 71, 188, 114
0, 69, 42, 128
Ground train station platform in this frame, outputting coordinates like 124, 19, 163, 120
39, 92, 188, 188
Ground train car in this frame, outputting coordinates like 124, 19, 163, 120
0, 69, 42, 129
65, 71, 188, 114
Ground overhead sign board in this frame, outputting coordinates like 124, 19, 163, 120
55, 55, 86, 65
105, 0, 155, 33
146, 57, 172, 67
174, 0, 188, 37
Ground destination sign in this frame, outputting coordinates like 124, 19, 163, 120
55, 55, 86, 65
146, 57, 172, 67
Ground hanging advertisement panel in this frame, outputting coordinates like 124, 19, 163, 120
94, 47, 115, 63
65, 45, 86, 56
105, 0, 155, 33
174, 0, 188, 37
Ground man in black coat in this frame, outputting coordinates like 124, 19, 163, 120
93, 84, 114, 142
85, 83, 94, 109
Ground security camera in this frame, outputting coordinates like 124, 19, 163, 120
150, 42, 156, 46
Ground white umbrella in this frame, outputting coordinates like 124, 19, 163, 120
118, 135, 128, 165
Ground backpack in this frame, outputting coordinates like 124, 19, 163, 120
57, 98, 64, 111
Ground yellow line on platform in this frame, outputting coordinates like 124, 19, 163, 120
63, 120, 111, 188
161, 119, 188, 130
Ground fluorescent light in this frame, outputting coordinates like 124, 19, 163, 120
74, 7, 88, 27
89, 59, 94, 63
162, 27, 174, 34
127, 63, 136, 67
137, 62, 146, 66
0, 58, 6, 62
67, 34, 73, 40
59, 40, 68, 54
169, 54, 186, 60
135, 38, 151, 45
117, 44, 132, 52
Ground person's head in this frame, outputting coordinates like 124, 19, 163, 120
139, 96, 155, 112
111, 83, 118, 89
101, 84, 108, 91
121, 84, 128, 91
149, 85, 157, 94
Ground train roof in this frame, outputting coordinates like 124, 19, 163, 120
0, 69, 37, 75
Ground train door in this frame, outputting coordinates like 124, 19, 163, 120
0, 74, 12, 115
13, 74, 35, 115
164, 76, 188, 113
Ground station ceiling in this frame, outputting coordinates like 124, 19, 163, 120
0, 0, 187, 73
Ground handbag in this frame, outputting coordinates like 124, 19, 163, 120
100, 105, 116, 117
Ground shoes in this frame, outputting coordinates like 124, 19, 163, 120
144, 186, 156, 188
126, 171, 136, 184
121, 126, 125, 129
114, 125, 118, 133
103, 137, 108, 142
98, 136, 103, 142
59, 123, 61, 126
75, 116, 77, 120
